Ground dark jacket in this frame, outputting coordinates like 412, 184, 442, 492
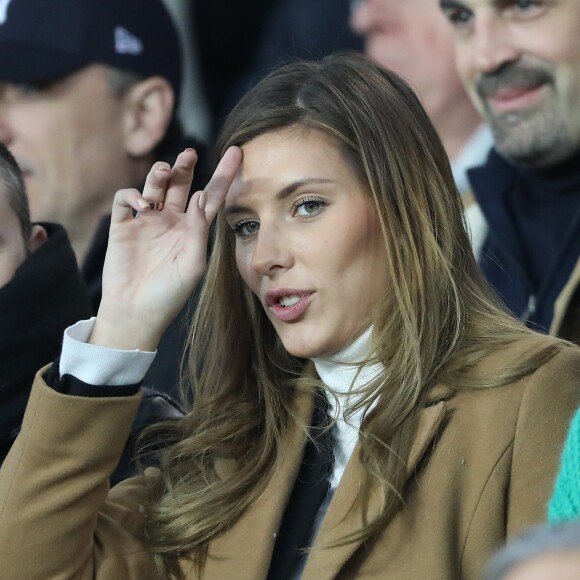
0, 224, 183, 483
0, 223, 92, 461
469, 149, 580, 340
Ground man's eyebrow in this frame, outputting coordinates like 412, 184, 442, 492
224, 178, 334, 217
439, 0, 466, 11
440, 0, 500, 11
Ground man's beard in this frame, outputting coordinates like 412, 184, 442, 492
476, 60, 573, 168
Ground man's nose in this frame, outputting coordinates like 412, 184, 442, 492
469, 12, 520, 75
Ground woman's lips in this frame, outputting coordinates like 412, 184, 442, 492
488, 84, 546, 114
266, 291, 315, 322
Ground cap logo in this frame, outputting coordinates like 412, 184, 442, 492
0, 0, 14, 25
114, 26, 144, 56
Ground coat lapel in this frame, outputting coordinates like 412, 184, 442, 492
201, 388, 314, 580
301, 399, 448, 580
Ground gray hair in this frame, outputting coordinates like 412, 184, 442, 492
0, 143, 30, 247
484, 520, 580, 580
105, 67, 144, 98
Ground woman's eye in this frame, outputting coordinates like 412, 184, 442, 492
232, 220, 260, 238
294, 198, 326, 217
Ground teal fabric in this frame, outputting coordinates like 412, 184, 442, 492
549, 407, 580, 522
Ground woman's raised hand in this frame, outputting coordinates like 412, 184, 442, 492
90, 147, 242, 351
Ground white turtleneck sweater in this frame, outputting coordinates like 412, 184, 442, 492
311, 327, 382, 491
283, 328, 383, 577
59, 320, 384, 574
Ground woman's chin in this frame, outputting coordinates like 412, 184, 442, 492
281, 339, 339, 360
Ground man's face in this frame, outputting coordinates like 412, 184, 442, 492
0, 65, 134, 227
350, 0, 468, 121
441, 0, 580, 168
0, 184, 27, 288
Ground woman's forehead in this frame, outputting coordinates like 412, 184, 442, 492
225, 127, 357, 204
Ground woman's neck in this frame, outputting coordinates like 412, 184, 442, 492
311, 327, 382, 397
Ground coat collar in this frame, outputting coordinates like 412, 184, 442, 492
202, 385, 315, 579
201, 377, 448, 579
301, 398, 447, 580
551, 257, 580, 342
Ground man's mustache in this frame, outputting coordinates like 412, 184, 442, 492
476, 62, 553, 99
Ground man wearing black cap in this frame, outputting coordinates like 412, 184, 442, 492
0, 0, 208, 394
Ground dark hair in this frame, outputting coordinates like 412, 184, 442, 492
0, 143, 31, 247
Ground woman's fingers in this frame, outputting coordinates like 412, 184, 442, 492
110, 147, 240, 228
164, 149, 198, 212
202, 146, 243, 222
141, 161, 173, 209
111, 188, 154, 224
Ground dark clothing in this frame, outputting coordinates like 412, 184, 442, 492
192, 0, 281, 132
267, 392, 333, 579
0, 223, 92, 461
81, 137, 210, 396
81, 214, 110, 311
246, 0, 362, 86
192, 0, 362, 138
469, 149, 580, 334
0, 224, 184, 482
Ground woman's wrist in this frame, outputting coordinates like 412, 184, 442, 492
90, 308, 162, 352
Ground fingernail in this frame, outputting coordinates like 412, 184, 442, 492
199, 191, 207, 211
138, 199, 150, 210
185, 147, 196, 153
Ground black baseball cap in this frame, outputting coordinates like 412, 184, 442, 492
0, 0, 182, 96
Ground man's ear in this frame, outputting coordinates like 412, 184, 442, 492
122, 77, 175, 158
29, 224, 47, 253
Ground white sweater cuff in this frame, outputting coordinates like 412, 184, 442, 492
59, 318, 157, 386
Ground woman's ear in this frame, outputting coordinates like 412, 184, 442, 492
122, 77, 175, 158
29, 224, 47, 253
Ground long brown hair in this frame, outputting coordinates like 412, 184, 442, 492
144, 52, 559, 577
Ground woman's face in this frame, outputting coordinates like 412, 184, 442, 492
225, 127, 389, 358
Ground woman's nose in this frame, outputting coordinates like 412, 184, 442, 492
250, 223, 294, 277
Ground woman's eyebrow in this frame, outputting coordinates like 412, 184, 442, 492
275, 177, 335, 201
224, 178, 335, 217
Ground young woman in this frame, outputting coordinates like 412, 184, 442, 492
1, 53, 579, 580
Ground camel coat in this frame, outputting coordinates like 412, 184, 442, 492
1, 341, 580, 579
552, 257, 580, 346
